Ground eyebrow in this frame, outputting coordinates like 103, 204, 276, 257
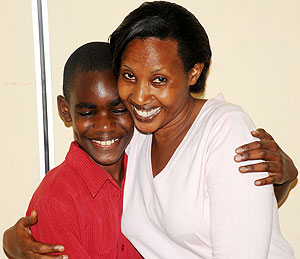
75, 102, 96, 109
111, 97, 122, 107
121, 64, 161, 74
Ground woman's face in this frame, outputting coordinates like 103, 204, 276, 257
118, 37, 200, 134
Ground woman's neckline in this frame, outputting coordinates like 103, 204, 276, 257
150, 97, 213, 179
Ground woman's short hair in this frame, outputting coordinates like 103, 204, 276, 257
109, 1, 212, 94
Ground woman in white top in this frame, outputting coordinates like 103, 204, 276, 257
109, 1, 295, 258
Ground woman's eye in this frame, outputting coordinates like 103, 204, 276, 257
122, 72, 135, 80
153, 76, 167, 84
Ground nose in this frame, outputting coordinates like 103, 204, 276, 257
92, 112, 116, 133
131, 80, 151, 105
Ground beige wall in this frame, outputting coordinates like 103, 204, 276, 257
1, 0, 299, 258
0, 0, 41, 257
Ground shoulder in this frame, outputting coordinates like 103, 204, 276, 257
199, 97, 254, 130
205, 97, 247, 118
29, 161, 83, 206
192, 97, 257, 150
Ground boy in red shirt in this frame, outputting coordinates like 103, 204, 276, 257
25, 42, 141, 258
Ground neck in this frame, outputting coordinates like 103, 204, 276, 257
151, 97, 206, 177
101, 156, 125, 187
77, 143, 125, 187
153, 97, 204, 145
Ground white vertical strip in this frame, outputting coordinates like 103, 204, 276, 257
32, 0, 55, 181
31, 0, 45, 181
41, 0, 55, 171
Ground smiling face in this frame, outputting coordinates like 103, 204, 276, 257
58, 70, 133, 168
117, 38, 202, 134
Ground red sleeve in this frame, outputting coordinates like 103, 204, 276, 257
27, 197, 92, 259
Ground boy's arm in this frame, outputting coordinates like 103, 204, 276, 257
28, 198, 91, 259
3, 211, 66, 259
234, 128, 298, 205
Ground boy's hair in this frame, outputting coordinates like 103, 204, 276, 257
63, 42, 113, 101
109, 1, 211, 95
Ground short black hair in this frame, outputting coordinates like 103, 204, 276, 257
109, 1, 212, 94
63, 42, 113, 101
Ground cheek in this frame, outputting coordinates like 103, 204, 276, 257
118, 81, 132, 103
154, 86, 184, 107
121, 115, 134, 133
73, 119, 91, 135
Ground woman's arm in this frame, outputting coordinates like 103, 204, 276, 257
207, 113, 274, 258
234, 128, 298, 205
2, 210, 67, 259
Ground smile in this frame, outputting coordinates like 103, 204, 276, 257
133, 106, 161, 119
92, 138, 119, 147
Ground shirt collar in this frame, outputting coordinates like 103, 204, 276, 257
65, 141, 127, 198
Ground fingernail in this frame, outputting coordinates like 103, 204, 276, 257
62, 256, 68, 259
255, 180, 261, 186
236, 147, 243, 154
235, 155, 242, 161
239, 166, 248, 173
55, 246, 65, 252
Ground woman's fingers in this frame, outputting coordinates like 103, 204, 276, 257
27, 252, 68, 259
3, 211, 67, 259
27, 210, 38, 226
31, 241, 66, 255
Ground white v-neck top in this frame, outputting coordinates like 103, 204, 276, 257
123, 96, 294, 259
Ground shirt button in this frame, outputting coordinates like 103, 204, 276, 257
121, 244, 125, 250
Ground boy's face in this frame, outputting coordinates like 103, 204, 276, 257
58, 70, 133, 167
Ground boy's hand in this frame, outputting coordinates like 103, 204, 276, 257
3, 210, 68, 259
234, 128, 298, 186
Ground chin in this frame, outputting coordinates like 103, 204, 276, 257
134, 122, 159, 135
95, 154, 124, 166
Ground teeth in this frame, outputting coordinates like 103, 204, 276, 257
133, 106, 161, 118
92, 139, 118, 146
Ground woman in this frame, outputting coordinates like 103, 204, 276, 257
110, 1, 294, 258
3, 1, 297, 258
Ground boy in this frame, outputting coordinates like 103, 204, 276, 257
25, 42, 141, 258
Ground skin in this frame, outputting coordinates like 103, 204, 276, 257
2, 69, 134, 259
2, 40, 297, 258
235, 128, 298, 205
58, 70, 133, 185
118, 38, 205, 176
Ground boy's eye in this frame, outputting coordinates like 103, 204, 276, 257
122, 72, 135, 81
152, 76, 167, 84
78, 111, 95, 117
112, 108, 128, 115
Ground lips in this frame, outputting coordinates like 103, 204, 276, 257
91, 138, 119, 148
132, 105, 161, 121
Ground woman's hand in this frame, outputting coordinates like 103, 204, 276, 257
3, 210, 67, 259
234, 128, 298, 204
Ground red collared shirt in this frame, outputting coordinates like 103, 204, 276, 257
27, 141, 142, 259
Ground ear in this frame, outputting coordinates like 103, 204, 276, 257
57, 95, 72, 124
188, 63, 204, 86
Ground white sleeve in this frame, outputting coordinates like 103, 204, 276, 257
206, 111, 274, 259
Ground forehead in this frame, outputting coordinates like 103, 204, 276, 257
121, 38, 183, 69
71, 70, 118, 101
